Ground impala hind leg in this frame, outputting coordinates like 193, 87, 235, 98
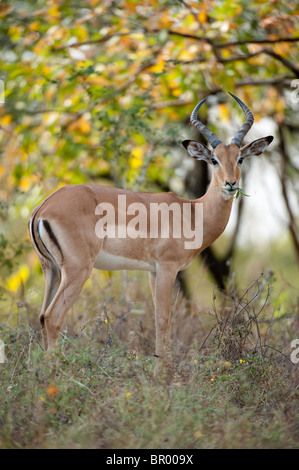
148, 272, 156, 308
39, 259, 61, 350
43, 264, 92, 351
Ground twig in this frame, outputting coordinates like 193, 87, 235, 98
265, 344, 296, 365
70, 378, 95, 395
53, 32, 129, 51
134, 143, 155, 190
10, 345, 26, 380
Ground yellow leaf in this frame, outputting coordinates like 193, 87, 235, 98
218, 103, 229, 122
85, 75, 110, 86
158, 12, 174, 28
29, 21, 40, 31
0, 115, 12, 125
68, 115, 91, 134
130, 147, 144, 169
148, 59, 165, 74
8, 25, 24, 42
129, 33, 145, 41
7, 265, 30, 292
75, 25, 88, 42
178, 49, 196, 61
47, 5, 60, 19
78, 115, 91, 134
19, 174, 39, 191
198, 11, 207, 23
42, 65, 50, 75
172, 88, 182, 97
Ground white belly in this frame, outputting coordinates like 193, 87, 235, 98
94, 250, 155, 272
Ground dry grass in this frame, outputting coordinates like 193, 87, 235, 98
0, 270, 298, 449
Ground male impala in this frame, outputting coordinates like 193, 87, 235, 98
29, 92, 273, 373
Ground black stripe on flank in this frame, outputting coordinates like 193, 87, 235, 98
30, 212, 39, 252
42, 219, 63, 256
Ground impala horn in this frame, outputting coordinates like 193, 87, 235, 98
228, 92, 254, 147
190, 93, 254, 149
190, 97, 222, 149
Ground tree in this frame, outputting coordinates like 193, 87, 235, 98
0, 0, 298, 295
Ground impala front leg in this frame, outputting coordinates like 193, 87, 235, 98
153, 264, 178, 376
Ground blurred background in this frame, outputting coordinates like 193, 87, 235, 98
0, 0, 298, 322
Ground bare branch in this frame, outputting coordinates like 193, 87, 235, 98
214, 47, 297, 70
278, 123, 299, 265
236, 77, 293, 87
52, 32, 129, 51
164, 30, 299, 49
52, 26, 299, 53
153, 98, 194, 109
214, 36, 299, 48
263, 48, 299, 77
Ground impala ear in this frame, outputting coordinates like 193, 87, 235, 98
240, 136, 274, 159
182, 140, 212, 162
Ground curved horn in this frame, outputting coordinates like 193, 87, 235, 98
229, 92, 254, 147
190, 98, 222, 149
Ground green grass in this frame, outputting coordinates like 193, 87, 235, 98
0, 272, 298, 449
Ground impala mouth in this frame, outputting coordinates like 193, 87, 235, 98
223, 184, 238, 195
221, 185, 249, 200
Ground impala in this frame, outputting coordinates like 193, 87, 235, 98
29, 92, 273, 373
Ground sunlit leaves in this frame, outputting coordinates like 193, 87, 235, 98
0, 0, 298, 290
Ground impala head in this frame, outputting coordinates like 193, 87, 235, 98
182, 92, 274, 200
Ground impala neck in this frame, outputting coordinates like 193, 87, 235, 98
197, 173, 234, 249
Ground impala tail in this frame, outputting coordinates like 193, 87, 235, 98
30, 211, 56, 263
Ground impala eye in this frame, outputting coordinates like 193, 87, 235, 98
211, 158, 219, 166
238, 157, 244, 165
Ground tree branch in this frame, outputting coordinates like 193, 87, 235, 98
214, 36, 299, 48
165, 30, 299, 48
236, 77, 293, 87
277, 123, 299, 265
213, 46, 299, 77
52, 28, 299, 53
262, 48, 299, 77
52, 32, 129, 51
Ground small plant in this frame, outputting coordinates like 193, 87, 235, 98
219, 185, 249, 199
234, 186, 250, 200
200, 271, 275, 361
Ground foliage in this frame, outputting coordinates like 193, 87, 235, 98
1, 0, 299, 292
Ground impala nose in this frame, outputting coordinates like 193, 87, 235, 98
226, 180, 236, 187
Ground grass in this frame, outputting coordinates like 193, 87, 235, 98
0, 271, 298, 449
